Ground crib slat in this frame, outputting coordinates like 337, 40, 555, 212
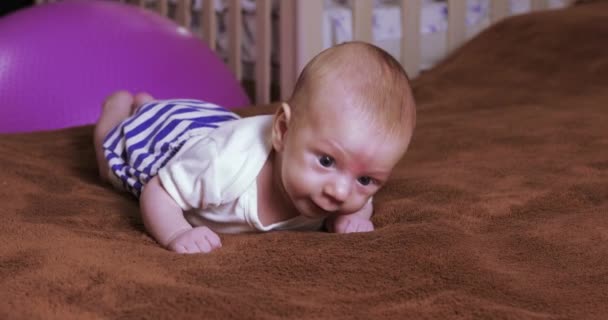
176, 0, 192, 28
296, 0, 324, 75
447, 0, 467, 53
401, 0, 421, 78
157, 0, 169, 17
202, 0, 217, 50
255, 0, 272, 104
352, 0, 373, 43
531, 0, 548, 11
228, 0, 243, 80
490, 0, 510, 23
280, 0, 297, 101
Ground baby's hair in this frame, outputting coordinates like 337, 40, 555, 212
288, 41, 416, 139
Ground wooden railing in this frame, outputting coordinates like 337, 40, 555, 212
35, 0, 573, 105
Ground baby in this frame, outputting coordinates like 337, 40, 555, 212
94, 41, 416, 254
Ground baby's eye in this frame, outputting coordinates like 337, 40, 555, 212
318, 155, 334, 167
357, 176, 373, 186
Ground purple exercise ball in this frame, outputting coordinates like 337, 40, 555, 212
0, 0, 250, 133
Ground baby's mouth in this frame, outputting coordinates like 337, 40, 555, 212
310, 199, 337, 215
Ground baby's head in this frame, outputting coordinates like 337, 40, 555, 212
271, 41, 416, 218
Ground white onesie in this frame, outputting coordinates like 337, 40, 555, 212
157, 115, 325, 234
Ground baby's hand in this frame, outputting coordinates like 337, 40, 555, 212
167, 226, 222, 254
331, 214, 374, 234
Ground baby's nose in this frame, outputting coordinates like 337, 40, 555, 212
323, 176, 351, 203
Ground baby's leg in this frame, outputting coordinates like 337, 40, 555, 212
93, 91, 134, 182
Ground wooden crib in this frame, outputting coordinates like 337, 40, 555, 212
35, 0, 575, 105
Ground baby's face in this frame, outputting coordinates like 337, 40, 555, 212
277, 107, 409, 219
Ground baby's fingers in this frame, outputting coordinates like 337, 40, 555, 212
194, 238, 213, 253
335, 219, 351, 233
344, 220, 359, 233
205, 232, 222, 250
173, 243, 200, 254
193, 236, 222, 253
173, 245, 189, 254
356, 222, 374, 233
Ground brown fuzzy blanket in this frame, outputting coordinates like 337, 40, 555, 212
1, 2, 607, 319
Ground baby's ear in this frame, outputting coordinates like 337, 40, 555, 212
271, 102, 292, 151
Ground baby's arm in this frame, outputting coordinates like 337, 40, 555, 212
140, 176, 221, 253
325, 201, 374, 234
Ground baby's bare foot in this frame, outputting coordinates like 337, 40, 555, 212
132, 92, 155, 114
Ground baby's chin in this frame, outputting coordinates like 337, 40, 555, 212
298, 200, 363, 219
295, 200, 330, 219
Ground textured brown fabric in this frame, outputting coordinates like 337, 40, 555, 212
1, 2, 607, 319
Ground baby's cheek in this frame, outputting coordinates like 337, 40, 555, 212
285, 167, 310, 195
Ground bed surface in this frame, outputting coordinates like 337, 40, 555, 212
1, 2, 607, 319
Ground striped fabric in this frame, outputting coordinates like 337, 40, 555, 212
102, 99, 239, 198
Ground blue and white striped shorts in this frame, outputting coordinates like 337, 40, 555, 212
102, 99, 239, 198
